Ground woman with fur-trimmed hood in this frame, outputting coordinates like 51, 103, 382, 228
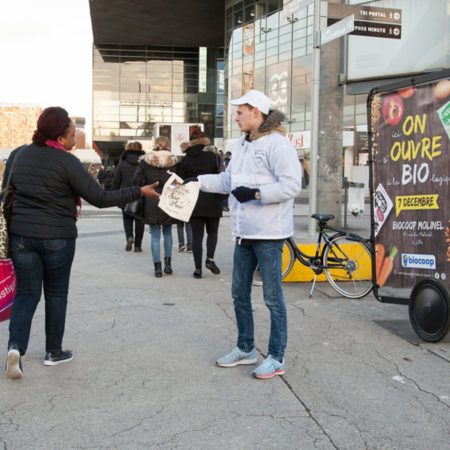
133, 136, 180, 277
177, 126, 223, 279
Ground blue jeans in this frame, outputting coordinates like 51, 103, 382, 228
8, 234, 76, 355
231, 240, 286, 360
150, 225, 173, 263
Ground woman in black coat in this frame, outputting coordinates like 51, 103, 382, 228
112, 141, 146, 252
5, 107, 159, 380
177, 126, 222, 279
133, 137, 180, 277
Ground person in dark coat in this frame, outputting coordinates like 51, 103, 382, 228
133, 136, 180, 277
177, 126, 222, 279
5, 107, 159, 380
102, 166, 114, 190
112, 141, 146, 252
97, 165, 105, 185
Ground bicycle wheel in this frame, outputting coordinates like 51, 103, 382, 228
252, 240, 296, 286
323, 236, 372, 299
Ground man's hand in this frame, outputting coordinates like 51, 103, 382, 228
140, 182, 160, 198
232, 186, 259, 203
182, 177, 198, 184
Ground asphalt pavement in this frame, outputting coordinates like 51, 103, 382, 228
1, 202, 449, 449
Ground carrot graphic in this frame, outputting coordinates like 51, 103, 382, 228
378, 246, 397, 288
375, 243, 385, 279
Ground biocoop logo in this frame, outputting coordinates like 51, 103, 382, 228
401, 253, 436, 270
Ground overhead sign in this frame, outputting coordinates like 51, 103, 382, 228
328, 4, 401, 40
328, 4, 401, 24
330, 19, 401, 40
321, 14, 354, 46
347, 0, 446, 82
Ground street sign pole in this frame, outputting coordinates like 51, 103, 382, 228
308, 0, 321, 238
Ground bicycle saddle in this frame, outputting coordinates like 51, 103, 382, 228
311, 214, 334, 222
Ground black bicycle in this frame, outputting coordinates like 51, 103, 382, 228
253, 214, 373, 299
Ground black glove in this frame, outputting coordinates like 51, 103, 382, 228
182, 177, 198, 184
232, 186, 259, 203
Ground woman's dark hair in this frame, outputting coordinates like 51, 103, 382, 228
189, 125, 206, 140
32, 107, 72, 146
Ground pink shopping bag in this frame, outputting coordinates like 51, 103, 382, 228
0, 258, 16, 322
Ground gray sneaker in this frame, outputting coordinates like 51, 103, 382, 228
252, 355, 285, 379
216, 347, 257, 367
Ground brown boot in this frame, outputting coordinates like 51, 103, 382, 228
126, 237, 133, 251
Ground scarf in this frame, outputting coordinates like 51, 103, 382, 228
45, 140, 82, 219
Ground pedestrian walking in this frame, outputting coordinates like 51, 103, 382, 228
102, 166, 114, 190
176, 222, 193, 253
184, 90, 302, 378
97, 164, 105, 186
112, 141, 146, 252
177, 126, 223, 279
133, 136, 179, 277
5, 107, 160, 380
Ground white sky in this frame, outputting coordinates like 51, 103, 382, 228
0, 0, 93, 143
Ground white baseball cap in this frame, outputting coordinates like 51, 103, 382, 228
230, 89, 272, 115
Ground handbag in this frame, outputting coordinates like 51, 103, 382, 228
0, 257, 16, 322
0, 201, 17, 322
124, 197, 144, 220
0, 148, 22, 322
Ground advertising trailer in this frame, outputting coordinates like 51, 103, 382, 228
368, 70, 450, 342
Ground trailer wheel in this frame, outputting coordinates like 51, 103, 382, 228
409, 280, 450, 343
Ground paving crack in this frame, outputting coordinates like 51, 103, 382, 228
110, 406, 164, 438
99, 314, 117, 333
376, 350, 450, 421
155, 421, 216, 448
216, 302, 234, 322
427, 349, 450, 363
292, 303, 306, 316
254, 346, 338, 449
280, 376, 339, 449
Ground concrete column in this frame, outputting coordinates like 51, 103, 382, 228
317, 35, 344, 226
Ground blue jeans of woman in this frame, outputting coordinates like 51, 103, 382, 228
150, 225, 172, 263
8, 234, 76, 355
231, 240, 286, 360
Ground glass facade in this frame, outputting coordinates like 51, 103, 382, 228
224, 1, 313, 140
92, 44, 223, 162
223, 0, 370, 187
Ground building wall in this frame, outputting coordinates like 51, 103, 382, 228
224, 1, 314, 162
71, 116, 86, 148
224, 0, 450, 188
92, 44, 224, 159
0, 104, 42, 148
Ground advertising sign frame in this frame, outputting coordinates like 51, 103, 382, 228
367, 69, 450, 342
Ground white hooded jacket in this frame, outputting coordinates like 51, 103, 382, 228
198, 112, 302, 239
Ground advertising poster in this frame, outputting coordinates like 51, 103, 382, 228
370, 77, 450, 298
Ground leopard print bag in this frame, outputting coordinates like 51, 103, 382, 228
0, 175, 14, 259
0, 188, 12, 259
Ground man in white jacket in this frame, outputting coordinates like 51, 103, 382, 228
194, 90, 302, 378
